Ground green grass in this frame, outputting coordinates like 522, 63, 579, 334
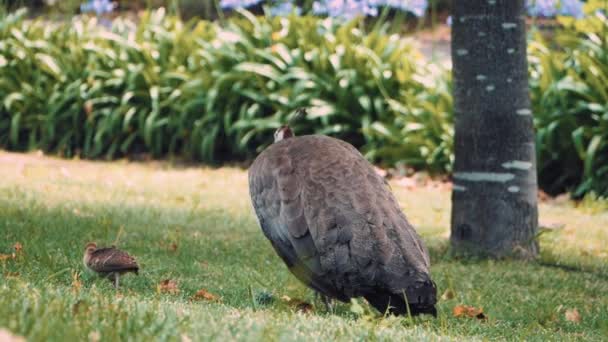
0, 151, 607, 341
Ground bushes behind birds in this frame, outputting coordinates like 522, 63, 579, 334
0, 7, 606, 197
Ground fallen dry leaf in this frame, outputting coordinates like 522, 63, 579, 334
158, 279, 179, 294
565, 308, 581, 323
13, 242, 22, 253
191, 288, 219, 301
453, 305, 487, 320
169, 243, 178, 252
4, 272, 19, 278
280, 295, 313, 313
441, 289, 455, 300
0, 329, 25, 342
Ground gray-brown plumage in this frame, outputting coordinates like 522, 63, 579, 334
248, 117, 437, 316
83, 242, 139, 288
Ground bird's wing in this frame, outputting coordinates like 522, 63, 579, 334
297, 136, 397, 293
249, 135, 431, 297
330, 138, 432, 279
321, 136, 431, 271
249, 137, 342, 298
89, 248, 139, 273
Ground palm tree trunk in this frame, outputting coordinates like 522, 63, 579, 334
450, 0, 539, 258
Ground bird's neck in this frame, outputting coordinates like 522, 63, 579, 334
83, 252, 91, 268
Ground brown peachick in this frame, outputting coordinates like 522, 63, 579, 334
248, 112, 437, 316
83, 242, 139, 288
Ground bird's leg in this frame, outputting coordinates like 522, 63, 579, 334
316, 293, 334, 313
324, 295, 335, 313
107, 273, 115, 286
114, 273, 120, 289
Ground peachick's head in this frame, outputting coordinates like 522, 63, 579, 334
84, 242, 97, 255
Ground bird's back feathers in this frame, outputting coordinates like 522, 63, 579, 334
248, 135, 436, 312
86, 247, 139, 275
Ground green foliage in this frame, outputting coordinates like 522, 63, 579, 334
529, 2, 608, 197
2, 5, 608, 197
0, 8, 452, 171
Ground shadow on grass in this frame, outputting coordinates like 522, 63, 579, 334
537, 254, 608, 281
422, 231, 608, 282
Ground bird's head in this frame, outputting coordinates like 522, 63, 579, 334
84, 242, 97, 254
273, 125, 293, 142
405, 278, 438, 317
273, 108, 306, 143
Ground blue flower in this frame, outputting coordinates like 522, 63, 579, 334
557, 0, 583, 18
80, 0, 115, 15
269, 2, 302, 16
527, 0, 554, 17
526, 0, 584, 18
393, 0, 428, 17
311, 0, 428, 19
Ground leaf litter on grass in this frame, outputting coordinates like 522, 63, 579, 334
565, 308, 581, 323
158, 279, 179, 294
280, 295, 314, 313
0, 242, 23, 262
191, 289, 219, 302
453, 305, 487, 321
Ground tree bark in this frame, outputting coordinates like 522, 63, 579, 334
450, 0, 538, 258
